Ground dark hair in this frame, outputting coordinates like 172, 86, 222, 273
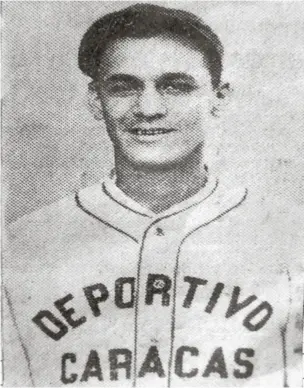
78, 3, 223, 89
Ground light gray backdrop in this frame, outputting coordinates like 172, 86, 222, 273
3, 1, 304, 224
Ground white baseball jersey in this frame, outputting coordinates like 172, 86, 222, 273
3, 173, 302, 387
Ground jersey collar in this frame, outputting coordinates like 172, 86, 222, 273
76, 172, 248, 243
102, 168, 217, 220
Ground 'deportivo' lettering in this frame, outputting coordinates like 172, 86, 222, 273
32, 274, 273, 341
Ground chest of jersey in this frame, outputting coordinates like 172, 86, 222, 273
8, 219, 288, 387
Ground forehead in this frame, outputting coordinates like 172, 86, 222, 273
99, 36, 211, 81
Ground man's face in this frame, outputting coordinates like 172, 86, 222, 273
93, 36, 217, 167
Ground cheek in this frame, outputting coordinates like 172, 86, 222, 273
102, 97, 134, 122
171, 97, 211, 129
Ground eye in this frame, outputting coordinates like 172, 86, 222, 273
106, 81, 141, 97
160, 81, 197, 95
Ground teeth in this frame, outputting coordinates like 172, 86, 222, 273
132, 129, 173, 135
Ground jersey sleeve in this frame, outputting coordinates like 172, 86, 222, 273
3, 289, 34, 387
285, 268, 303, 388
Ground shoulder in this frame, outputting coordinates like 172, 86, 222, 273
4, 183, 111, 273
6, 181, 112, 238
7, 194, 82, 248
198, 181, 299, 276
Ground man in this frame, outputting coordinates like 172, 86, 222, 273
3, 3, 302, 387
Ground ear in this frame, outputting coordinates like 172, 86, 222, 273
210, 82, 232, 117
205, 83, 232, 169
87, 81, 104, 121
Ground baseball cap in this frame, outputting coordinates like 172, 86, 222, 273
78, 3, 223, 88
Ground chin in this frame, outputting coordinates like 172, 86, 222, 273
127, 150, 196, 170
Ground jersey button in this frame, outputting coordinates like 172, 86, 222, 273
155, 227, 164, 236
153, 279, 166, 289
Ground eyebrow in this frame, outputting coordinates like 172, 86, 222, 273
103, 72, 197, 83
103, 74, 141, 83
157, 72, 197, 83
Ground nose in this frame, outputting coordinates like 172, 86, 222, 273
133, 84, 167, 119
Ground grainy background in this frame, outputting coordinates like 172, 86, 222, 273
2, 1, 303, 378
2, 1, 304, 225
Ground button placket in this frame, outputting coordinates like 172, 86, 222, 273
134, 225, 180, 388
155, 227, 165, 236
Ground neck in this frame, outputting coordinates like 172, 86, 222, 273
114, 146, 207, 213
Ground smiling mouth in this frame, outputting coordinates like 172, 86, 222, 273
129, 128, 176, 136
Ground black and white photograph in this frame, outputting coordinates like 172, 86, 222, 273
2, 1, 303, 387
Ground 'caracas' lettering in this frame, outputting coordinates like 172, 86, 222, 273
109, 348, 132, 380
175, 346, 199, 377
80, 350, 103, 382
202, 347, 228, 378
32, 274, 273, 340
61, 353, 77, 384
138, 346, 165, 378
234, 348, 255, 378
60, 346, 255, 383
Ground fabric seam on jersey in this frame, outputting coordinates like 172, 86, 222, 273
102, 182, 152, 218
167, 188, 248, 388
5, 288, 35, 386
133, 224, 153, 387
77, 179, 218, 245
103, 178, 218, 221
103, 164, 209, 219
281, 268, 292, 387
158, 178, 219, 220
75, 192, 139, 243
132, 180, 227, 387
